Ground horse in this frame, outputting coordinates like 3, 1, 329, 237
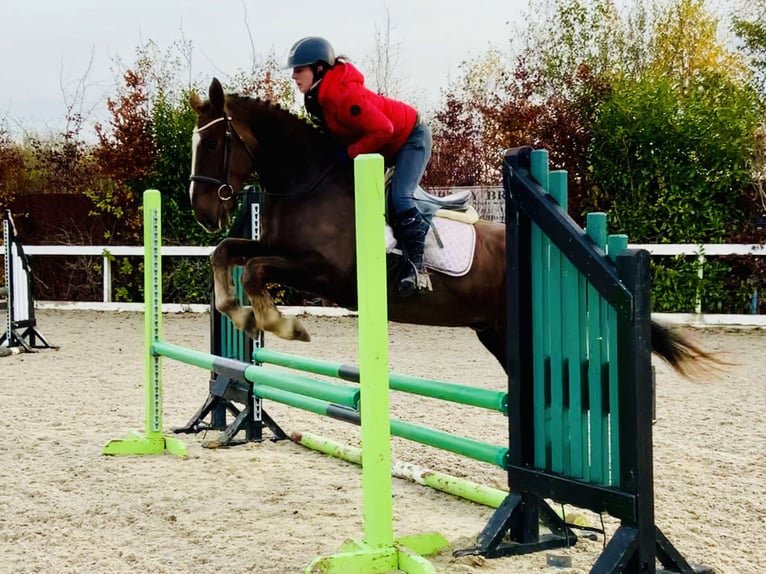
188, 77, 713, 377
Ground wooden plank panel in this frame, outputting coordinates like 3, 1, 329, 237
586, 213, 608, 485
548, 171, 567, 473
530, 150, 551, 470
607, 234, 628, 485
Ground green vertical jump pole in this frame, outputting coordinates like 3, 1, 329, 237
102, 189, 187, 457
357, 158, 394, 551
306, 156, 447, 574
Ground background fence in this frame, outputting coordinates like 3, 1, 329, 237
1, 242, 765, 326
2, 186, 765, 324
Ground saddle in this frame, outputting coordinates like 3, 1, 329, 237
384, 169, 479, 227
383, 173, 479, 277
413, 187, 479, 225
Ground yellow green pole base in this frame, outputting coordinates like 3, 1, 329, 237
102, 430, 187, 457
306, 534, 449, 574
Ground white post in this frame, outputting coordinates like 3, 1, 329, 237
103, 253, 112, 303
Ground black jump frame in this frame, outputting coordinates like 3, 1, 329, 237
1, 209, 54, 352
472, 147, 700, 573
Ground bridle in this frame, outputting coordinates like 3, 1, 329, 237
190, 111, 342, 202
189, 116, 257, 201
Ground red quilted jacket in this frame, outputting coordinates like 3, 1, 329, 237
317, 62, 418, 160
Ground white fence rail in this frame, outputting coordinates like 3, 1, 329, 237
1, 243, 765, 326
1, 245, 211, 303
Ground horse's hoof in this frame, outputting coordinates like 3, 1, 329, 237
289, 317, 311, 341
294, 327, 311, 342
202, 437, 225, 449
273, 317, 311, 341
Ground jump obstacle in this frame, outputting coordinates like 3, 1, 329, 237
104, 155, 458, 573
487, 147, 700, 572
103, 149, 701, 573
175, 187, 510, 467
1, 209, 54, 355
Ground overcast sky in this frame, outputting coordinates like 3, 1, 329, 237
1, 0, 525, 137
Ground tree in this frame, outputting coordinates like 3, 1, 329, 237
426, 0, 764, 312
227, 49, 296, 106
0, 124, 23, 211
425, 91, 486, 186
147, 89, 201, 243
518, 0, 627, 90
649, 0, 749, 85
92, 68, 155, 244
731, 0, 766, 218
425, 49, 513, 187
732, 2, 766, 92
363, 7, 406, 98
590, 73, 760, 241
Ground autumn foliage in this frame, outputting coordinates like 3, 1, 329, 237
0, 0, 764, 311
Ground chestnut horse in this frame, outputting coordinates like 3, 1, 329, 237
189, 78, 708, 376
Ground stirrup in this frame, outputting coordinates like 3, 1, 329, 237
398, 262, 432, 298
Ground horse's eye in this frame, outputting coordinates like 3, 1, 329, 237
202, 138, 217, 151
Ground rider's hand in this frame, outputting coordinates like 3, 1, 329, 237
335, 146, 351, 164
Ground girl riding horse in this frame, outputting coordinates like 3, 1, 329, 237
287, 36, 432, 297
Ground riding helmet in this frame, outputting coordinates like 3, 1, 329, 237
286, 36, 336, 68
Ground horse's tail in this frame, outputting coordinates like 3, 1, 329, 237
650, 320, 728, 379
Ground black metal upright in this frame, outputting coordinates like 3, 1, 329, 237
174, 186, 286, 444
1, 209, 54, 352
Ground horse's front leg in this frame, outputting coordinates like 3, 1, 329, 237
211, 238, 262, 334
241, 255, 312, 341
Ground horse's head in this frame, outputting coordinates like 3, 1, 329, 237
189, 78, 257, 232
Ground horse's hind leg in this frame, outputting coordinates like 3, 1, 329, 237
475, 327, 507, 374
240, 257, 311, 341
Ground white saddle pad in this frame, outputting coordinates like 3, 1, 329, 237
385, 216, 476, 277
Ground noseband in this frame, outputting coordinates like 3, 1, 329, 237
189, 116, 256, 201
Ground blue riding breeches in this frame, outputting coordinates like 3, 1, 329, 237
390, 119, 433, 217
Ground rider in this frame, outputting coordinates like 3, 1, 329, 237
286, 36, 432, 298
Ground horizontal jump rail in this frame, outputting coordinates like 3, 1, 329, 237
252, 347, 508, 414
332, 406, 510, 468
292, 431, 589, 528
293, 431, 509, 508
153, 341, 360, 409
154, 342, 509, 468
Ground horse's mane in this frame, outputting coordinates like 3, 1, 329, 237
221, 93, 345, 193
224, 94, 333, 151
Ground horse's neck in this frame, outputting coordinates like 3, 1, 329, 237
235, 99, 334, 193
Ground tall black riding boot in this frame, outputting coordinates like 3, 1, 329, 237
394, 211, 431, 297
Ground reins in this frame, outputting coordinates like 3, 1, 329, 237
262, 160, 338, 198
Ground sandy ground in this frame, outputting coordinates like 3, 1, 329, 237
0, 309, 764, 574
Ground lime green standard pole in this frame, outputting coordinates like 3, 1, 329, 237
356, 154, 395, 549
102, 189, 186, 457
306, 157, 447, 573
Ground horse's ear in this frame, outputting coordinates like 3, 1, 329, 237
189, 92, 202, 113
209, 78, 225, 113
